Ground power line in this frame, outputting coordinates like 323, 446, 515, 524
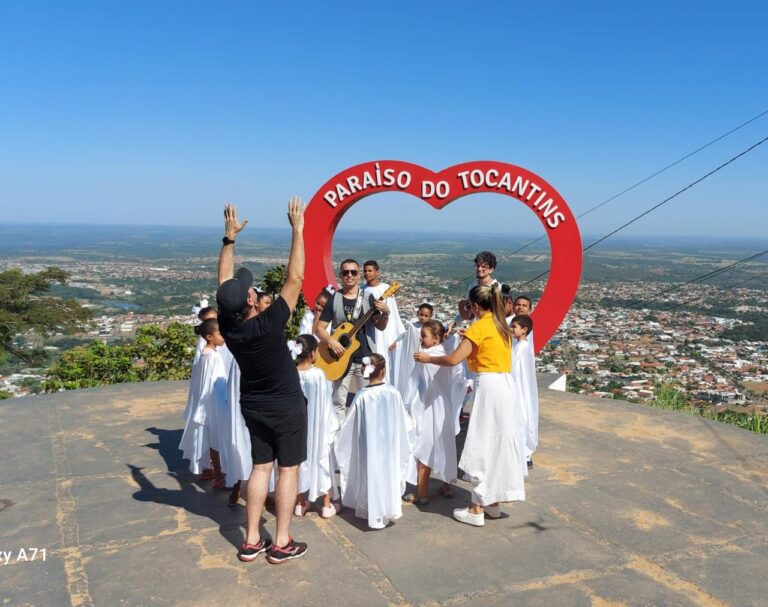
626, 248, 768, 310
508, 108, 768, 256
515, 134, 768, 291
664, 269, 768, 312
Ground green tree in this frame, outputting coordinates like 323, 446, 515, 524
260, 264, 307, 339
44, 322, 196, 391
0, 267, 91, 364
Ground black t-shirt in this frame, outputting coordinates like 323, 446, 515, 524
219, 297, 303, 410
319, 292, 376, 363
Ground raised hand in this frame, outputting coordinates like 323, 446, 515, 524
224, 203, 248, 239
287, 196, 304, 231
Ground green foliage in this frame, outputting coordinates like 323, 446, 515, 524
0, 267, 91, 364
704, 410, 768, 434
260, 264, 307, 339
720, 314, 768, 342
652, 383, 692, 411
44, 322, 196, 391
0, 390, 12, 400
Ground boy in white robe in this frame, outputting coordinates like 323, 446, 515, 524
511, 315, 538, 465
363, 261, 406, 383
404, 320, 466, 504
392, 303, 434, 408
179, 319, 228, 479
336, 354, 413, 530
292, 335, 341, 518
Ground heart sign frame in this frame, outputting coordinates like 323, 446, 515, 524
302, 160, 582, 354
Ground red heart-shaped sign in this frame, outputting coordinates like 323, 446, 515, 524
302, 160, 582, 354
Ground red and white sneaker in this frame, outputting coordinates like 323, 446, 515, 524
267, 538, 308, 564
238, 538, 272, 562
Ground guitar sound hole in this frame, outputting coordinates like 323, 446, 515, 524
338, 334, 351, 348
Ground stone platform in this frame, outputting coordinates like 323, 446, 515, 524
1, 379, 767, 606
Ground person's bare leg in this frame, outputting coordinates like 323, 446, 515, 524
274, 464, 299, 547
417, 462, 431, 499
228, 481, 241, 506
210, 449, 223, 480
245, 462, 273, 544
322, 492, 332, 509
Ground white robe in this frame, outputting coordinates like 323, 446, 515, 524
364, 282, 406, 383
392, 321, 422, 410
298, 367, 340, 501
409, 344, 466, 483
336, 384, 413, 529
298, 309, 315, 336
179, 348, 227, 474
219, 353, 254, 483
183, 343, 205, 422
459, 372, 526, 505
192, 336, 206, 366
512, 338, 539, 457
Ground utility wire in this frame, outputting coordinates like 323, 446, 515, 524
626, 248, 768, 310
508, 108, 768, 256
664, 269, 768, 312
514, 134, 768, 291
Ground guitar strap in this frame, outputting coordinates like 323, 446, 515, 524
351, 290, 365, 321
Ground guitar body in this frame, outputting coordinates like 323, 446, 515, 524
316, 322, 361, 381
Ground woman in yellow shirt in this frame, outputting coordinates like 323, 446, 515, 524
414, 284, 527, 526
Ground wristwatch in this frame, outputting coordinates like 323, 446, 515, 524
222, 236, 236, 245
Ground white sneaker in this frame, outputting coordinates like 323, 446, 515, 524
453, 507, 484, 527
294, 502, 309, 517
321, 503, 341, 519
483, 505, 502, 519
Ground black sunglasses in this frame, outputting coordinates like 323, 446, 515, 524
341, 269, 359, 276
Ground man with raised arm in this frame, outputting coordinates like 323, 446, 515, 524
215, 198, 309, 565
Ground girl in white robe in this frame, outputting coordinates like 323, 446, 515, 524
392, 303, 434, 408
404, 320, 466, 504
291, 334, 342, 518
179, 319, 228, 478
511, 316, 538, 461
336, 354, 414, 530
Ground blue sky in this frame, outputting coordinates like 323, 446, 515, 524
0, 1, 766, 238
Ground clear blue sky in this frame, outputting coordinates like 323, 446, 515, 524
0, 1, 766, 238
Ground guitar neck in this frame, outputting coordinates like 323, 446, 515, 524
347, 298, 380, 338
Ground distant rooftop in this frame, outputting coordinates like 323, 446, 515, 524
1, 379, 767, 606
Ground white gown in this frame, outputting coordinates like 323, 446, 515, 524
298, 308, 315, 336
364, 282, 406, 383
183, 343, 205, 423
409, 344, 466, 483
458, 372, 526, 505
219, 353, 254, 484
298, 367, 340, 501
192, 335, 206, 366
392, 321, 422, 410
179, 348, 227, 474
336, 384, 414, 529
512, 338, 539, 457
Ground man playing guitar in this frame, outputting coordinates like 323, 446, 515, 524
316, 259, 389, 422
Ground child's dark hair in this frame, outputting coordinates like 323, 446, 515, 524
422, 319, 445, 342
256, 291, 271, 302
514, 295, 532, 307
295, 334, 318, 363
511, 314, 533, 334
500, 284, 513, 303
366, 353, 386, 379
417, 302, 433, 315
363, 260, 379, 270
474, 250, 497, 269
197, 306, 216, 321
198, 318, 219, 339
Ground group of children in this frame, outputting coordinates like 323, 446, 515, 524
180, 295, 539, 531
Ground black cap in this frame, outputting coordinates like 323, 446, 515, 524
216, 267, 253, 316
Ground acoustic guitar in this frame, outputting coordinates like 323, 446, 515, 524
316, 282, 401, 381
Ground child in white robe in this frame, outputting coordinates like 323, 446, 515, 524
404, 320, 466, 505
291, 334, 342, 518
392, 303, 434, 409
363, 261, 406, 383
511, 315, 538, 465
336, 353, 413, 530
179, 319, 228, 479
298, 288, 332, 338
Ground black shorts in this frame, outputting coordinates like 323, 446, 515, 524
241, 403, 307, 467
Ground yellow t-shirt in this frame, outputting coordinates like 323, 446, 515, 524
464, 312, 512, 373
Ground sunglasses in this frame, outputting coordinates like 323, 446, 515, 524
341, 269, 359, 276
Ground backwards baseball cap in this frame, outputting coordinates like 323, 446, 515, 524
216, 267, 254, 316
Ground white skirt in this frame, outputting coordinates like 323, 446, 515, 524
458, 372, 526, 505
